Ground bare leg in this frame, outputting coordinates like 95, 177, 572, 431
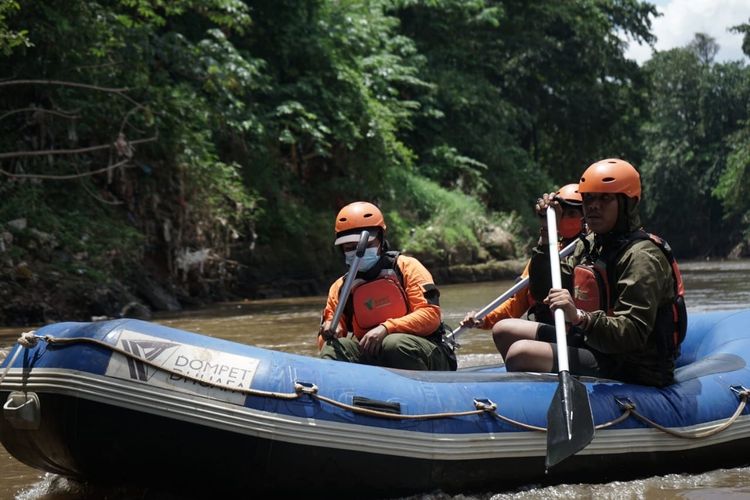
504, 339, 555, 372
492, 318, 541, 359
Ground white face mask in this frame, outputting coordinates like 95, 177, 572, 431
344, 246, 380, 272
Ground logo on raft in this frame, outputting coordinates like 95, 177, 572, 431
105, 329, 260, 405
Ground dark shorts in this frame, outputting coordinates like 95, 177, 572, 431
535, 323, 617, 379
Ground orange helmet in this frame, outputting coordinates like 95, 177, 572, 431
555, 183, 582, 206
333, 201, 386, 245
579, 158, 641, 199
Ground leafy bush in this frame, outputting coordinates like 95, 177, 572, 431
385, 170, 519, 266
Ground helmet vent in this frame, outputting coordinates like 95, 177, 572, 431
602, 177, 616, 183
363, 213, 372, 218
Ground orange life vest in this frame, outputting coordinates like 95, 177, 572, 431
350, 269, 410, 339
336, 251, 411, 340
572, 230, 688, 358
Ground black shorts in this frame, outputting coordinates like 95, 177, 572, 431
535, 323, 617, 379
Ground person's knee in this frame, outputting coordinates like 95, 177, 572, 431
492, 318, 512, 337
492, 318, 529, 338
381, 334, 413, 357
319, 345, 334, 359
504, 340, 533, 371
319, 337, 360, 363
505, 339, 554, 372
380, 334, 402, 353
493, 318, 523, 354
380, 334, 428, 370
491, 319, 510, 346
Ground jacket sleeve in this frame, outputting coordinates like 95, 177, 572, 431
582, 241, 674, 354
481, 262, 531, 329
381, 256, 442, 336
321, 277, 347, 332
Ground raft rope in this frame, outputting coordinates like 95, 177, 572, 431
0, 331, 37, 388
614, 389, 750, 439
1, 332, 748, 437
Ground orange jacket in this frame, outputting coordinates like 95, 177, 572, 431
479, 261, 531, 329
322, 254, 442, 340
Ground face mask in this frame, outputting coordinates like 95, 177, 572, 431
345, 246, 380, 272
559, 217, 583, 240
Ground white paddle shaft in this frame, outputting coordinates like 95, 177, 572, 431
547, 207, 570, 372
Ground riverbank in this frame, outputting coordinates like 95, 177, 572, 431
0, 253, 527, 327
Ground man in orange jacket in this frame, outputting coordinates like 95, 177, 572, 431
318, 201, 456, 371
459, 184, 585, 330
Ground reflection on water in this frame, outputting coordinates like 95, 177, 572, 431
1, 259, 749, 499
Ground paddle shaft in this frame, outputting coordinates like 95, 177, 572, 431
328, 230, 370, 338
448, 239, 578, 342
546, 207, 570, 371
544, 205, 595, 467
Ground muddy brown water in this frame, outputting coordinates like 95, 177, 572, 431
1, 259, 750, 499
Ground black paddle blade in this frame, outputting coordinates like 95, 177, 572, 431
545, 370, 595, 468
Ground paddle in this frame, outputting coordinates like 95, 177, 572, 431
545, 206, 594, 468
324, 230, 370, 340
446, 239, 579, 344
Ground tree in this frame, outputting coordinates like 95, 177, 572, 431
391, 0, 657, 214
640, 34, 750, 255
731, 18, 750, 58
0, 0, 260, 292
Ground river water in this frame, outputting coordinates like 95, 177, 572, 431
1, 259, 749, 499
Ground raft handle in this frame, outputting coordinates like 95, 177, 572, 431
614, 396, 635, 411
473, 398, 498, 412
3, 391, 41, 430
730, 385, 749, 399
294, 381, 318, 395
352, 396, 402, 415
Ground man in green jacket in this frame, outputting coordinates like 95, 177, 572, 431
492, 158, 686, 387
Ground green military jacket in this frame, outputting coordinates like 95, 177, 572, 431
530, 232, 676, 387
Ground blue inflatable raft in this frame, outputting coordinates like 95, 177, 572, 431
1, 309, 750, 497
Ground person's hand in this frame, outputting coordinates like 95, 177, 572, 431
319, 320, 345, 340
534, 192, 562, 220
460, 310, 482, 329
544, 288, 578, 323
535, 192, 563, 244
359, 324, 388, 356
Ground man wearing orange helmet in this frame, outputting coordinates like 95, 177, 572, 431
492, 159, 686, 387
318, 201, 456, 371
459, 183, 585, 330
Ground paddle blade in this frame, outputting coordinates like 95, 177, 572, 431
545, 370, 595, 468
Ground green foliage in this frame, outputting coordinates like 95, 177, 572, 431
639, 35, 750, 254
0, 0, 261, 289
391, 0, 656, 215
731, 19, 750, 58
3, 0, 750, 318
715, 125, 750, 237
0, 180, 143, 277
0, 0, 29, 55
385, 170, 517, 266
